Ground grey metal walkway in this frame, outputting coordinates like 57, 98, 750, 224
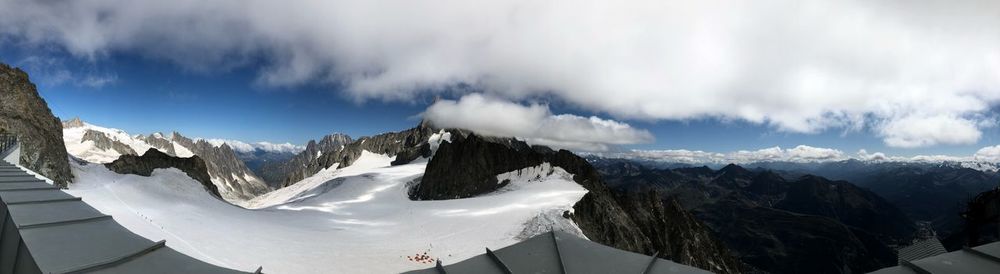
403, 231, 712, 274
0, 137, 255, 273
868, 241, 1000, 274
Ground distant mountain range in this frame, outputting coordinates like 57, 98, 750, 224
742, 159, 1000, 249
62, 119, 271, 202
60, 114, 1000, 273
588, 158, 919, 274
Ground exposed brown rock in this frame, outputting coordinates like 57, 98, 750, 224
0, 63, 73, 186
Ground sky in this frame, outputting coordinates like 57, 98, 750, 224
1, 0, 999, 160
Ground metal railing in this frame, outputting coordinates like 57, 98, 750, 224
0, 134, 16, 154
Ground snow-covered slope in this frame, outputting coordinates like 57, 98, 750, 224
63, 121, 271, 202
67, 150, 588, 273
64, 122, 155, 163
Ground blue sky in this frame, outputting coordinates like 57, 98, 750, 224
1, 1, 998, 158
3, 48, 428, 144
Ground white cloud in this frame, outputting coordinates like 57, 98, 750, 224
604, 145, 847, 164
786, 146, 846, 162
16, 56, 117, 88
878, 115, 982, 148
200, 138, 305, 154
856, 149, 891, 162
608, 145, 1000, 166
974, 145, 1000, 162
3, 0, 1000, 147
423, 94, 653, 151
623, 150, 725, 164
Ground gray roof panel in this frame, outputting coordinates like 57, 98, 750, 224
0, 176, 45, 183
406, 231, 712, 274
0, 189, 75, 204
0, 181, 55, 190
974, 241, 1000, 256
492, 232, 564, 274
433, 251, 508, 274
89, 247, 251, 274
18, 218, 158, 273
556, 232, 654, 273
0, 156, 251, 274
911, 248, 1000, 273
868, 241, 1000, 273
7, 200, 106, 226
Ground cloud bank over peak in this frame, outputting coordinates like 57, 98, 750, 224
423, 94, 653, 151
607, 144, 1000, 166
200, 138, 305, 154
613, 145, 849, 165
2, 0, 999, 148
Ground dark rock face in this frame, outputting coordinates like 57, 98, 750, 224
413, 132, 746, 274
277, 122, 436, 187
413, 133, 541, 200
745, 160, 1000, 250
257, 133, 354, 187
170, 133, 271, 200
138, 134, 176, 156
618, 191, 752, 274
81, 129, 136, 155
696, 197, 882, 274
594, 160, 917, 274
0, 63, 73, 186
105, 149, 221, 198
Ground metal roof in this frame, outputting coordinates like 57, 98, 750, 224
868, 241, 1000, 274
896, 238, 947, 263
403, 231, 712, 274
0, 160, 255, 274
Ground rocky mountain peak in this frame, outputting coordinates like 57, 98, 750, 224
412, 131, 747, 273
319, 133, 352, 148
717, 163, 750, 176
62, 117, 85, 128
81, 129, 136, 155
0, 62, 73, 186
261, 124, 436, 188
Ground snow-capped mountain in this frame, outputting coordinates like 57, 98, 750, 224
594, 147, 1000, 173
262, 121, 437, 188
194, 138, 307, 188
60, 119, 742, 273
62, 130, 589, 273
200, 138, 306, 154
255, 133, 353, 188
63, 120, 270, 202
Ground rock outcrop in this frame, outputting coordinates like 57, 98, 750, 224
81, 129, 137, 155
171, 133, 271, 200
138, 133, 176, 155
62, 117, 85, 128
412, 133, 539, 199
105, 148, 221, 198
257, 133, 353, 187
0, 63, 73, 186
276, 122, 436, 187
412, 132, 746, 274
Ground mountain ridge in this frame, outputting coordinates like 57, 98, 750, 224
591, 158, 918, 274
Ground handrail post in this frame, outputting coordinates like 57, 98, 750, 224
0, 134, 18, 155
